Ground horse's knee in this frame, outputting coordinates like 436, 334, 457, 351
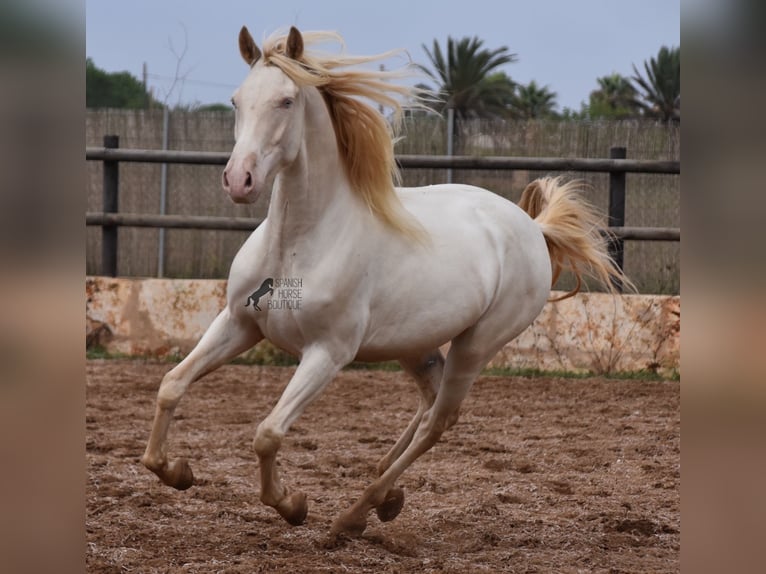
254, 422, 283, 458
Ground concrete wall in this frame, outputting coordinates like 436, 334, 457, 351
86, 276, 679, 376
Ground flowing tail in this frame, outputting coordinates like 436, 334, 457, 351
519, 176, 635, 302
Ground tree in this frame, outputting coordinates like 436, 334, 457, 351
86, 58, 162, 109
559, 106, 588, 120
632, 46, 680, 122
418, 36, 517, 120
587, 73, 640, 119
195, 103, 234, 112
509, 80, 558, 119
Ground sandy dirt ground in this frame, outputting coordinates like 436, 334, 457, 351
86, 360, 679, 573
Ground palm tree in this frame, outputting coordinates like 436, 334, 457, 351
588, 73, 640, 119
418, 36, 517, 120
509, 81, 558, 119
632, 46, 680, 122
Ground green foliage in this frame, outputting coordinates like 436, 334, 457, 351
586, 73, 641, 119
632, 46, 680, 122
558, 106, 589, 120
418, 36, 517, 119
169, 102, 235, 113
571, 46, 680, 123
509, 80, 558, 119
195, 103, 234, 113
233, 341, 298, 366
86, 58, 163, 109
86, 346, 132, 360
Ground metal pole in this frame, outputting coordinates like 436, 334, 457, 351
158, 106, 170, 277
446, 107, 454, 184
608, 146, 626, 292
379, 64, 385, 114
102, 135, 119, 277
142, 62, 148, 109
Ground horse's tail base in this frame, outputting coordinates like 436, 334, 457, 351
519, 176, 635, 300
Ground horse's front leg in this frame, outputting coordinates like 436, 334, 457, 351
142, 308, 261, 489
254, 347, 347, 525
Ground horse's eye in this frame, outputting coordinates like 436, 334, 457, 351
230, 98, 237, 110
282, 98, 294, 109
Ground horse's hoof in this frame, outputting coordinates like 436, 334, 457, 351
330, 512, 368, 540
167, 458, 194, 490
276, 491, 308, 526
375, 487, 404, 522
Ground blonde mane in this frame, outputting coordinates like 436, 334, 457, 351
262, 31, 425, 240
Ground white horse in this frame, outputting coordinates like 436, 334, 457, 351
142, 25, 629, 541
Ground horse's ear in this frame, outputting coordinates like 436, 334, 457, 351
239, 26, 262, 66
285, 26, 304, 60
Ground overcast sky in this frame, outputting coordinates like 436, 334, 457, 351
86, 0, 680, 112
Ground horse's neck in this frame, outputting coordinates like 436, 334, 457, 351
265, 89, 361, 257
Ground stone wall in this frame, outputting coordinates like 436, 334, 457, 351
86, 276, 679, 376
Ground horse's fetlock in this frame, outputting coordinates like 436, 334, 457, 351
141, 453, 166, 473
260, 483, 288, 507
368, 488, 389, 508
260, 491, 280, 507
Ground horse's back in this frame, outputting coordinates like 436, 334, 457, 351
398, 183, 535, 234
397, 184, 546, 264
400, 181, 550, 281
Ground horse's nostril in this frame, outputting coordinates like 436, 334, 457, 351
245, 171, 253, 189
222, 169, 230, 188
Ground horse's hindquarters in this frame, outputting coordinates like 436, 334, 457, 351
358, 185, 552, 357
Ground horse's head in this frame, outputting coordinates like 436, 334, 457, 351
222, 26, 306, 204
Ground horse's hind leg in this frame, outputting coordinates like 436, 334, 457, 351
142, 308, 261, 489
372, 350, 444, 523
331, 339, 490, 540
379, 350, 443, 475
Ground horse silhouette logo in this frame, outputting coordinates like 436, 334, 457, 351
245, 278, 274, 311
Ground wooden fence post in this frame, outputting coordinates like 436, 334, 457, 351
608, 146, 626, 292
102, 135, 119, 276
